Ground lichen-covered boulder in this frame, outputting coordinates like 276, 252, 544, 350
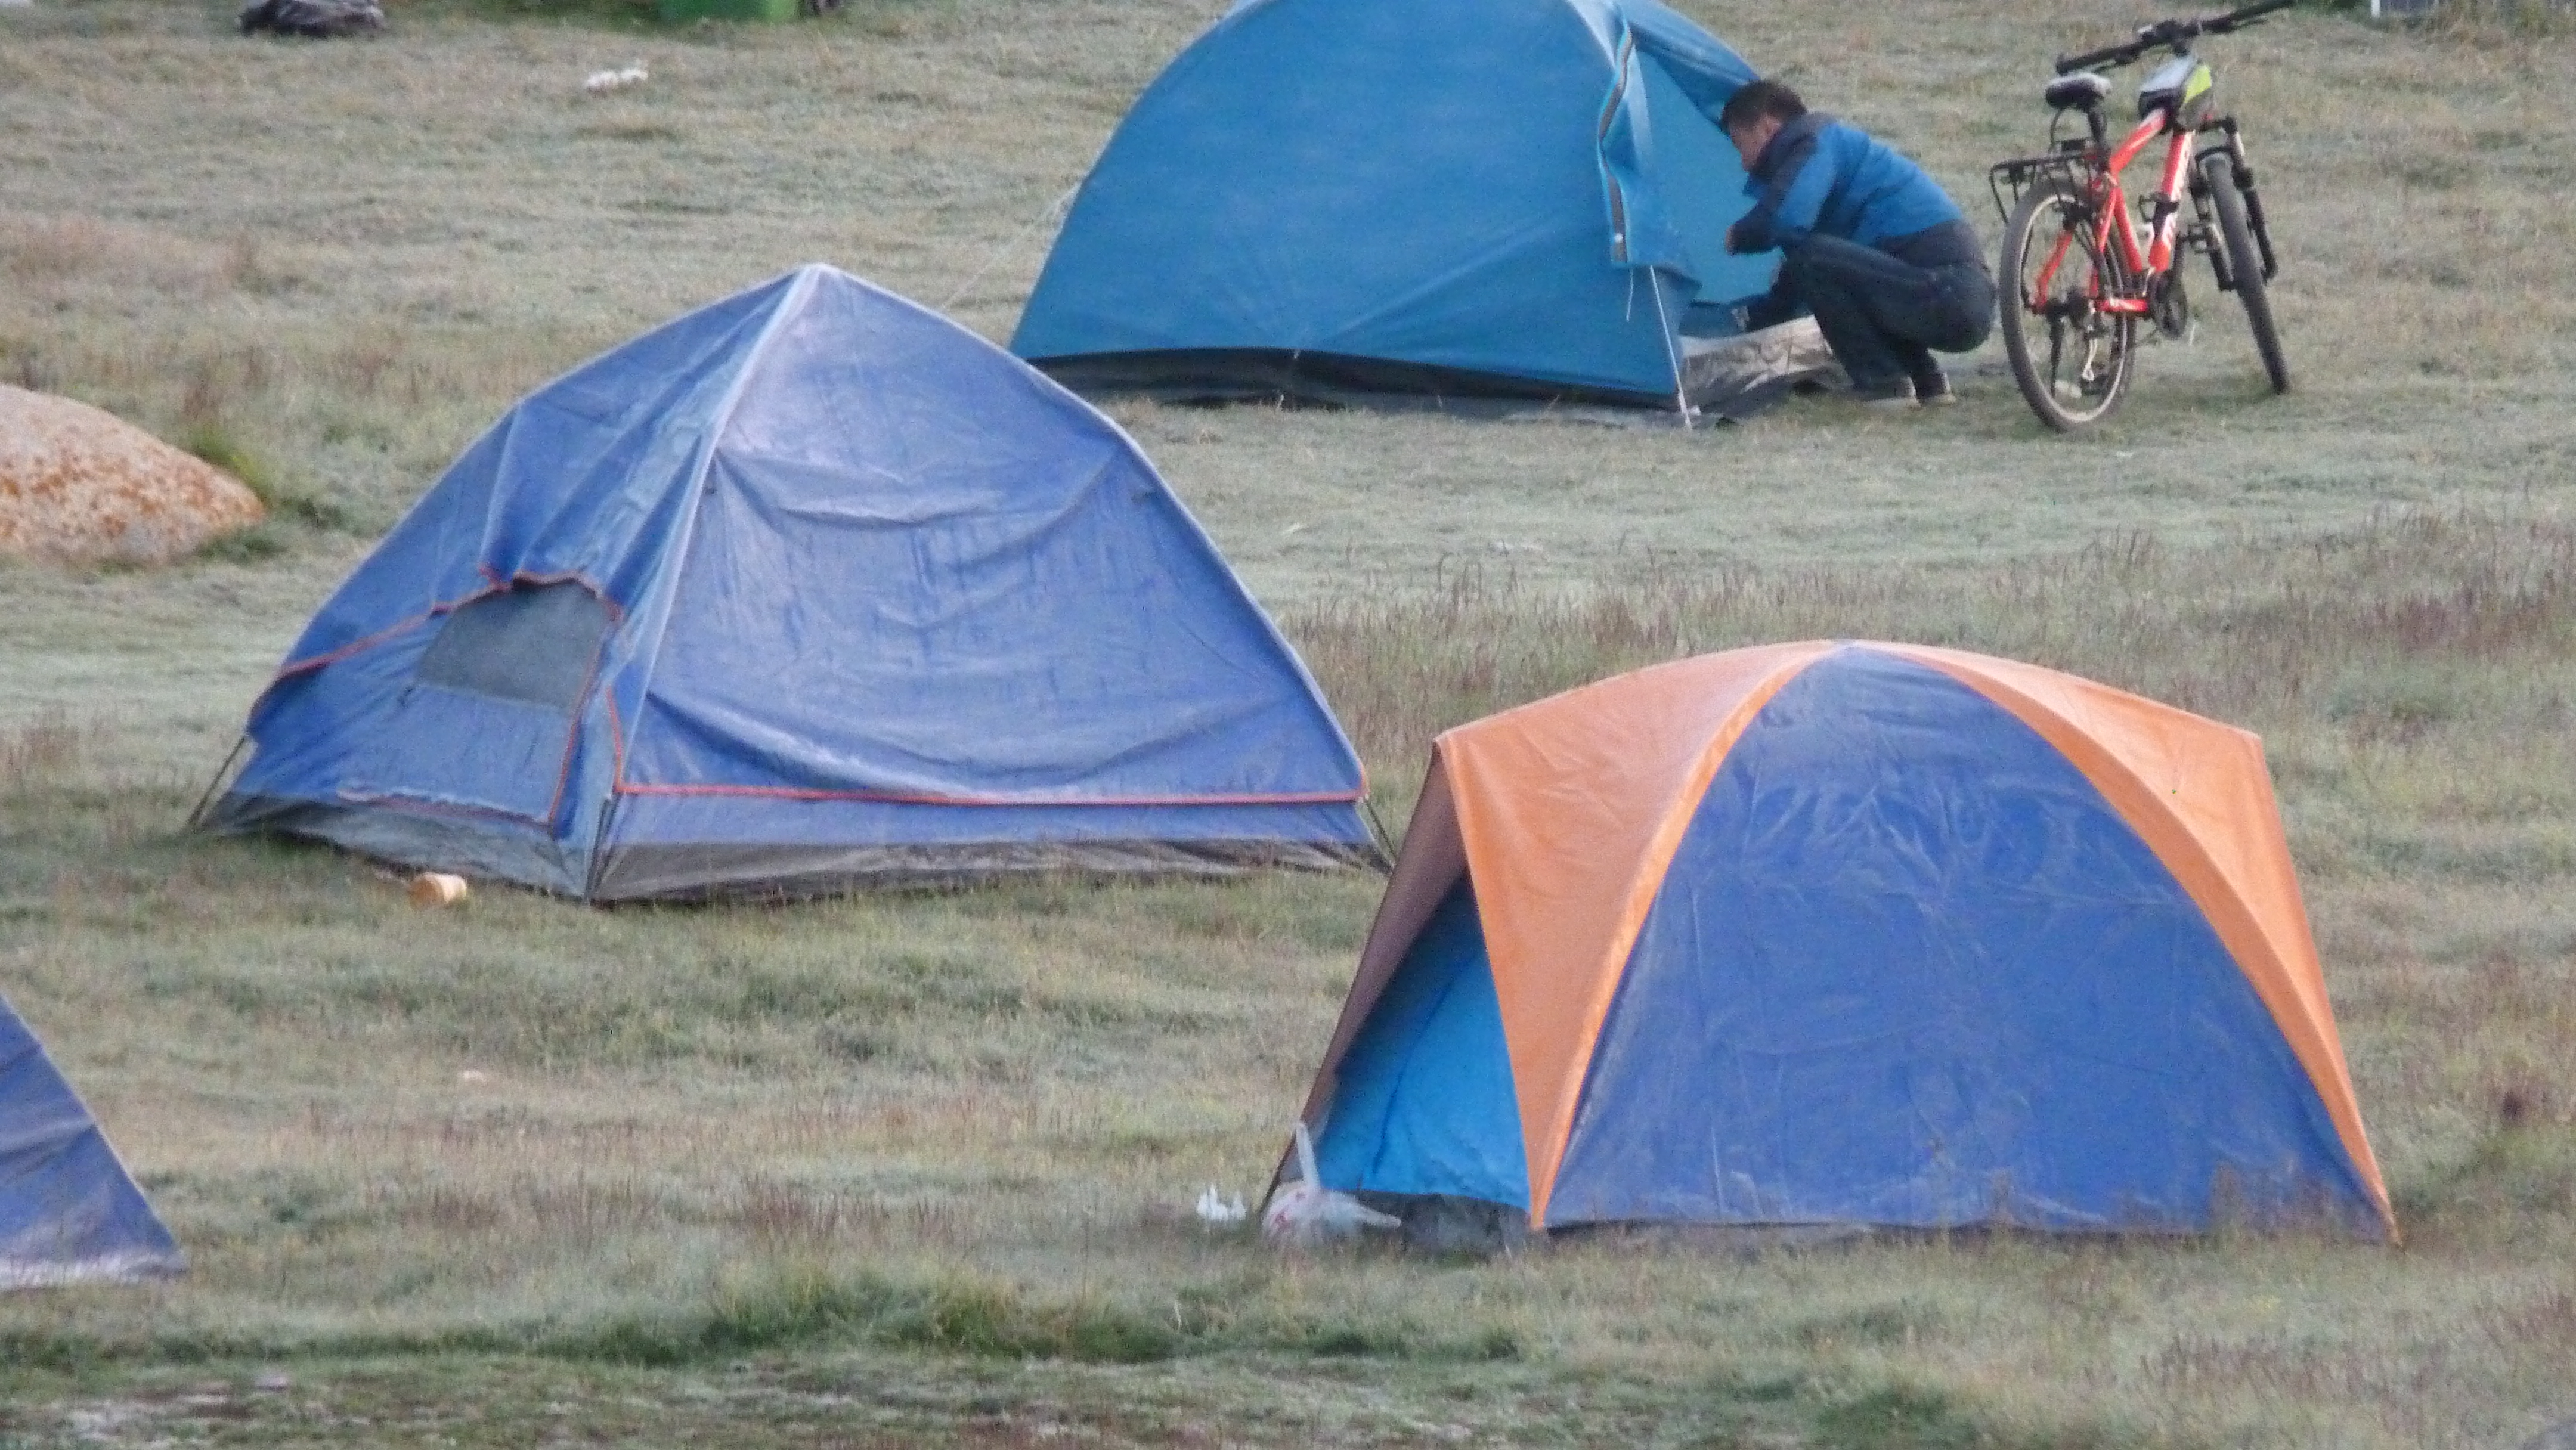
0, 386, 265, 566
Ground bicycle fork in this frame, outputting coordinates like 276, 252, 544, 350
2190, 117, 2278, 290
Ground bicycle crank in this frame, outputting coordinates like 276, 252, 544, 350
2150, 272, 2191, 340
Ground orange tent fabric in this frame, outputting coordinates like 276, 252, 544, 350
1438, 642, 1834, 1222
1885, 645, 2387, 1216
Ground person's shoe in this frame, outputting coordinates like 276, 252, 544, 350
1850, 377, 1918, 410
1912, 368, 1958, 407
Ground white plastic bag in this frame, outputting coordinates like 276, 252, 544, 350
584, 64, 649, 95
1260, 1123, 1400, 1247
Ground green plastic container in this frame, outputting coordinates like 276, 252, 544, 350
658, 0, 800, 21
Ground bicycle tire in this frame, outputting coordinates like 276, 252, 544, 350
2199, 151, 2290, 394
1999, 178, 2137, 432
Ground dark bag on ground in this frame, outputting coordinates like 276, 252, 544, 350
239, 0, 383, 37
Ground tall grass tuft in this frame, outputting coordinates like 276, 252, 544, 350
0, 709, 81, 791
2422, 0, 2575, 38
1292, 509, 2576, 777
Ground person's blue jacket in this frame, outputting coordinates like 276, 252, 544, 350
1730, 113, 1965, 254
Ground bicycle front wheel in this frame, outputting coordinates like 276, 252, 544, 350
1999, 179, 2137, 432
2200, 151, 2291, 394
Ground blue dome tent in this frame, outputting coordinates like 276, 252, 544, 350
202, 266, 1375, 900
1012, 0, 1831, 416
2, 992, 183, 1290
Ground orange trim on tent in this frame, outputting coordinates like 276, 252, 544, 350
1885, 643, 2394, 1234
1438, 642, 1834, 1226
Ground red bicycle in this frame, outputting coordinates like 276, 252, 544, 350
1991, 0, 2296, 430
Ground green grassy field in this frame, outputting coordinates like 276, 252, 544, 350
4, 0, 2575, 1445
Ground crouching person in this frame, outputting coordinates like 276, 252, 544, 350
1721, 80, 1995, 409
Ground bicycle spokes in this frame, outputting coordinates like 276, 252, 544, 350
2006, 189, 2134, 426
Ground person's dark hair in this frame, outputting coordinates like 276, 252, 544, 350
1719, 79, 1807, 135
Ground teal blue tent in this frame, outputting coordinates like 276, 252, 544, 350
1014, 0, 1817, 413
2, 992, 182, 1288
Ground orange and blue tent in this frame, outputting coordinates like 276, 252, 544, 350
1294, 642, 2393, 1238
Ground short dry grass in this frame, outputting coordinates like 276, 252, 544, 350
4, 1, 2575, 1446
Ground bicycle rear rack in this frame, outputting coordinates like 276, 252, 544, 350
1988, 141, 2095, 224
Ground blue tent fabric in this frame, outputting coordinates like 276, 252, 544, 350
1, 993, 182, 1290
1013, 0, 1789, 409
1312, 879, 1530, 1208
206, 266, 1373, 899
1547, 652, 2379, 1234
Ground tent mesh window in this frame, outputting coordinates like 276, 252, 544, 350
415, 581, 612, 712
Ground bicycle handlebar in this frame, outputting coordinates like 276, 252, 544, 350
2054, 0, 2299, 75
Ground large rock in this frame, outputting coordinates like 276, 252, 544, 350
0, 386, 265, 566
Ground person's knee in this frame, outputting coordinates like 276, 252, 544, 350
1928, 270, 1998, 352
1782, 247, 1866, 315
1928, 302, 1993, 353
1779, 238, 1868, 290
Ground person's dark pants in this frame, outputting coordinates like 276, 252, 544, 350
1776, 223, 1996, 394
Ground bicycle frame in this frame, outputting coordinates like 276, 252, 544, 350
2029, 109, 2194, 317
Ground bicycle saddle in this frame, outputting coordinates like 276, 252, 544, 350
2045, 72, 2112, 110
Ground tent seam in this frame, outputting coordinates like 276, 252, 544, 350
1885, 644, 2395, 1237
610, 783, 1362, 807
1512, 642, 1835, 1226
611, 266, 821, 803
1000, 299, 1372, 803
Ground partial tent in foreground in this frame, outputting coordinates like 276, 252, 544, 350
1280, 642, 2394, 1243
1, 991, 184, 1291
1013, 0, 1837, 420
199, 265, 1376, 901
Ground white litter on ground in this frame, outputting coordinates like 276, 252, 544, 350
1194, 1185, 1247, 1225
584, 64, 649, 95
1260, 1123, 1400, 1247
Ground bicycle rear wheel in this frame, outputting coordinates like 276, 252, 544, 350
2200, 151, 2291, 394
1999, 179, 2137, 432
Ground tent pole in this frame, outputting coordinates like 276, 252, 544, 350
1360, 794, 1398, 873
1648, 270, 1693, 429
185, 734, 250, 830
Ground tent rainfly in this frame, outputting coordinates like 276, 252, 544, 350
1286, 642, 2395, 1241
200, 265, 1375, 900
